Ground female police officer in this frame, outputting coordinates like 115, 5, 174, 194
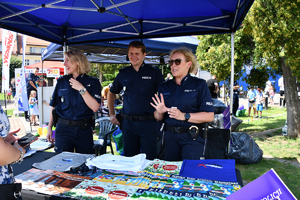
151, 48, 214, 161
46, 50, 101, 154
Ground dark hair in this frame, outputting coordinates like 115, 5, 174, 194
34, 67, 39, 70
128, 41, 146, 54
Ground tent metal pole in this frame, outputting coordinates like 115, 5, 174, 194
41, 61, 44, 126
229, 32, 234, 153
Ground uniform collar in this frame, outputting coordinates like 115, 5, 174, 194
130, 62, 145, 72
173, 73, 190, 86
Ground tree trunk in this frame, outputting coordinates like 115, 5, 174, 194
280, 57, 300, 137
99, 64, 103, 83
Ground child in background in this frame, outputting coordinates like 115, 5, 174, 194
29, 90, 39, 126
255, 88, 264, 118
6, 88, 12, 102
269, 86, 275, 105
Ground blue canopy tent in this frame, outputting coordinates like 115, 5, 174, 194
41, 36, 200, 64
0, 0, 255, 151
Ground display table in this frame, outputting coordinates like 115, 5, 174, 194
12, 152, 244, 200
12, 151, 72, 200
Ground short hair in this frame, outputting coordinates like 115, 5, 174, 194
128, 41, 146, 54
170, 47, 198, 74
34, 67, 39, 71
64, 50, 91, 75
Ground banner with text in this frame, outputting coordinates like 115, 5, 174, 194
227, 168, 296, 200
1, 29, 16, 93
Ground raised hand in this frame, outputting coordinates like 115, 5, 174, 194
150, 93, 169, 114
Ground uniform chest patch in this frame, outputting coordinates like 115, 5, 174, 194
184, 89, 196, 92
142, 76, 152, 79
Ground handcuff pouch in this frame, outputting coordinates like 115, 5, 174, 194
189, 125, 199, 140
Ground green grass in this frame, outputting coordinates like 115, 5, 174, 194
233, 106, 300, 198
235, 107, 287, 133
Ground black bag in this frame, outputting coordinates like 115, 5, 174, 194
205, 129, 230, 159
226, 132, 263, 164
0, 183, 22, 200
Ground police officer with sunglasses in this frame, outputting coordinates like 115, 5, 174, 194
151, 47, 214, 161
107, 41, 165, 160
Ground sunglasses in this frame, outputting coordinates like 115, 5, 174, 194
168, 59, 182, 66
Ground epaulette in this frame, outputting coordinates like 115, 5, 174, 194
160, 79, 171, 86
57, 74, 70, 82
119, 66, 130, 71
191, 76, 206, 83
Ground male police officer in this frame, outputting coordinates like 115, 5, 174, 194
107, 41, 165, 160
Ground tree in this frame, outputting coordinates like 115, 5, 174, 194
244, 0, 300, 137
0, 56, 22, 80
196, 26, 255, 83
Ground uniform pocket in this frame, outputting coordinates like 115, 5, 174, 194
138, 79, 155, 96
58, 89, 69, 110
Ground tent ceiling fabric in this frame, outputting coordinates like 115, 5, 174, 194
41, 36, 200, 64
0, 0, 254, 45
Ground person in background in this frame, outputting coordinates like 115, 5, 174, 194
255, 88, 264, 118
151, 47, 214, 161
206, 75, 219, 99
25, 67, 40, 122
278, 75, 285, 108
29, 90, 39, 126
46, 50, 102, 154
269, 86, 275, 105
9, 78, 16, 98
220, 85, 226, 102
108, 41, 165, 160
247, 86, 257, 117
0, 105, 25, 185
165, 73, 172, 81
232, 81, 240, 116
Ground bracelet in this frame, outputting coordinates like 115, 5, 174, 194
11, 148, 24, 164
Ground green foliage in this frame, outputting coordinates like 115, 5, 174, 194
244, 0, 300, 80
0, 57, 22, 79
244, 68, 270, 89
196, 26, 255, 82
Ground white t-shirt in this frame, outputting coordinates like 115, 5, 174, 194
278, 77, 284, 91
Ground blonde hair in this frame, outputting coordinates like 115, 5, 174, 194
30, 90, 37, 97
101, 86, 110, 99
170, 47, 198, 74
64, 50, 91, 75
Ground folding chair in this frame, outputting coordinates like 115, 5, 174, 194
94, 117, 118, 155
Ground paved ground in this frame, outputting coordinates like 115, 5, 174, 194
0, 99, 39, 136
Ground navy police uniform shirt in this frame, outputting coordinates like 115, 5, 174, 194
110, 63, 165, 115
50, 74, 102, 120
158, 74, 214, 127
26, 73, 39, 90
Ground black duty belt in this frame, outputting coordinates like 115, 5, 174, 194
122, 113, 155, 121
165, 124, 206, 139
58, 117, 93, 127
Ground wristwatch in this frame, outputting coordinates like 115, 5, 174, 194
79, 88, 87, 95
184, 113, 190, 122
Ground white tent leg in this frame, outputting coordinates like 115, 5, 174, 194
229, 32, 234, 153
